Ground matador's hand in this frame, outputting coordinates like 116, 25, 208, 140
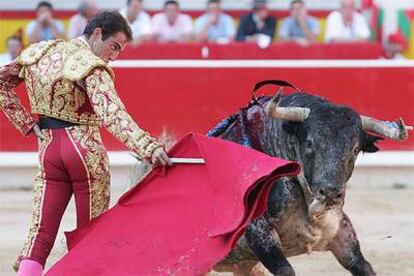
32, 124, 45, 141
151, 147, 172, 167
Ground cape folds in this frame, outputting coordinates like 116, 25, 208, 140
46, 133, 300, 275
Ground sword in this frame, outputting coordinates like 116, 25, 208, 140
130, 153, 205, 164
170, 158, 205, 164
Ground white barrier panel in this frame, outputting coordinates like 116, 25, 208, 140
111, 59, 414, 68
0, 151, 413, 190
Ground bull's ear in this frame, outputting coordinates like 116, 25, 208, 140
282, 122, 301, 136
361, 131, 383, 153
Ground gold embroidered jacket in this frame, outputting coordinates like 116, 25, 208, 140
0, 38, 161, 160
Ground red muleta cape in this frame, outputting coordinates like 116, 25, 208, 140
46, 133, 299, 275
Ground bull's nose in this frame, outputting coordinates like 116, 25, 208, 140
317, 186, 343, 203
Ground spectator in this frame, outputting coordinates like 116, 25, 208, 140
279, 0, 320, 46
235, 0, 276, 48
383, 33, 408, 59
67, 0, 98, 39
194, 0, 235, 43
26, 1, 65, 44
152, 0, 193, 43
0, 36, 23, 66
325, 0, 370, 43
119, 0, 153, 44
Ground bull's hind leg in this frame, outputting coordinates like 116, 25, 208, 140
246, 217, 295, 276
329, 213, 376, 276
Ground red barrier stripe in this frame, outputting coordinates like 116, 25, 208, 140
0, 66, 412, 151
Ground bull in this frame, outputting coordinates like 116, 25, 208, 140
208, 80, 411, 276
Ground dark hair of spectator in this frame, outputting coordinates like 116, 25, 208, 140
78, 2, 88, 17
36, 1, 53, 11
290, 0, 304, 7
208, 0, 220, 4
252, 0, 267, 10
164, 0, 179, 7
127, 0, 142, 6
6, 35, 23, 46
83, 11, 133, 41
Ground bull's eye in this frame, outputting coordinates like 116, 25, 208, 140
354, 148, 360, 155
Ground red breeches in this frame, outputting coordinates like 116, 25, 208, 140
14, 125, 110, 270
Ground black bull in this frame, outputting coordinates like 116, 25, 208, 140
207, 80, 410, 276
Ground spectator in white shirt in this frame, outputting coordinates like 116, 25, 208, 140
0, 36, 23, 66
152, 0, 193, 43
119, 0, 153, 44
67, 0, 98, 39
325, 0, 371, 43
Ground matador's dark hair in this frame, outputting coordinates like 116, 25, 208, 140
83, 10, 133, 41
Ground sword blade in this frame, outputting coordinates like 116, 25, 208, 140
170, 158, 205, 164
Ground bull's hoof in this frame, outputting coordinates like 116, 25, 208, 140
360, 266, 376, 276
351, 262, 376, 276
274, 266, 295, 276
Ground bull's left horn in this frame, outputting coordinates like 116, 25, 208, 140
265, 97, 310, 122
361, 116, 413, 141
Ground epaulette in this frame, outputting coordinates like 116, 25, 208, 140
18, 39, 62, 66
62, 49, 115, 82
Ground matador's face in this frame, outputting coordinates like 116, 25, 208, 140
89, 29, 128, 63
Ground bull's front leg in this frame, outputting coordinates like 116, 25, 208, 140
329, 213, 376, 276
246, 216, 295, 276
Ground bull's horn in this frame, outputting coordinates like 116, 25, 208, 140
361, 116, 413, 141
265, 96, 310, 122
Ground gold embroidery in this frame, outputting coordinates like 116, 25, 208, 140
18, 40, 61, 66
18, 38, 102, 126
67, 125, 110, 219
0, 60, 36, 135
62, 49, 114, 82
52, 79, 75, 112
85, 69, 162, 161
13, 130, 53, 271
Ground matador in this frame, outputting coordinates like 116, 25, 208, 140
0, 11, 171, 275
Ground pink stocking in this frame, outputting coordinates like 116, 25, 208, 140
17, 259, 43, 276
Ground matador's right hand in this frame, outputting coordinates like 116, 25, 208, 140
151, 147, 172, 167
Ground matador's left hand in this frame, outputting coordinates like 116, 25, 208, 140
32, 124, 45, 141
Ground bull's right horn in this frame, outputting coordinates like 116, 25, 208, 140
265, 96, 310, 122
361, 116, 413, 141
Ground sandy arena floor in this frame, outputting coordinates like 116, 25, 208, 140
1, 185, 413, 276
